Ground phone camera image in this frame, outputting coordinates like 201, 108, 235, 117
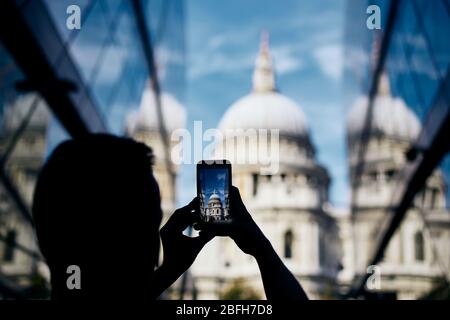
198, 166, 231, 223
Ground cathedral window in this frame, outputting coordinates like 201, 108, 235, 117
287, 185, 292, 194
414, 231, 425, 262
252, 173, 258, 196
319, 233, 326, 266
429, 188, 439, 209
3, 230, 16, 262
386, 169, 396, 181
25, 168, 38, 182
24, 135, 36, 145
284, 230, 293, 258
369, 171, 377, 182
306, 175, 316, 187
420, 190, 427, 207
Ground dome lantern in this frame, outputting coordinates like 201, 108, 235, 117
218, 33, 310, 139
377, 71, 391, 96
252, 31, 276, 93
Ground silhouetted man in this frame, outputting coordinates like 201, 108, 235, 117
33, 134, 307, 300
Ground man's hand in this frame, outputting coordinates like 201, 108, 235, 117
197, 186, 271, 259
152, 198, 214, 298
196, 186, 308, 300
160, 198, 213, 275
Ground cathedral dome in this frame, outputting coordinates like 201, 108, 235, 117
347, 73, 421, 142
126, 85, 186, 134
209, 192, 220, 201
218, 33, 309, 139
219, 92, 308, 138
207, 192, 223, 208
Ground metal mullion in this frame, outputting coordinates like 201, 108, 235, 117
0, 167, 33, 226
87, 0, 125, 91
0, 96, 40, 168
0, 232, 43, 262
346, 0, 400, 297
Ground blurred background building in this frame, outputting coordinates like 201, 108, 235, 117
0, 0, 449, 300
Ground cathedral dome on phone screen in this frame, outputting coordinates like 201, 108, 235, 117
206, 191, 225, 221
218, 33, 309, 140
208, 192, 221, 202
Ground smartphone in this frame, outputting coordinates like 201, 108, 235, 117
197, 160, 232, 224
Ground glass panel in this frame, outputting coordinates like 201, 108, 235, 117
42, 0, 92, 43
387, 15, 426, 120
68, 0, 110, 83
345, 0, 450, 300
1, 0, 186, 299
418, 0, 450, 79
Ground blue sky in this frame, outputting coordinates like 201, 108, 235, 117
178, 0, 349, 208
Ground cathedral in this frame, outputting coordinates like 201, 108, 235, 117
201, 191, 229, 222
0, 35, 449, 300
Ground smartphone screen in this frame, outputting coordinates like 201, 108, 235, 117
197, 160, 232, 224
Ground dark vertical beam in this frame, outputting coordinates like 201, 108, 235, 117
130, 0, 176, 205
131, 0, 183, 298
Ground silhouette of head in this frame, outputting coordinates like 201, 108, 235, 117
32, 134, 162, 299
